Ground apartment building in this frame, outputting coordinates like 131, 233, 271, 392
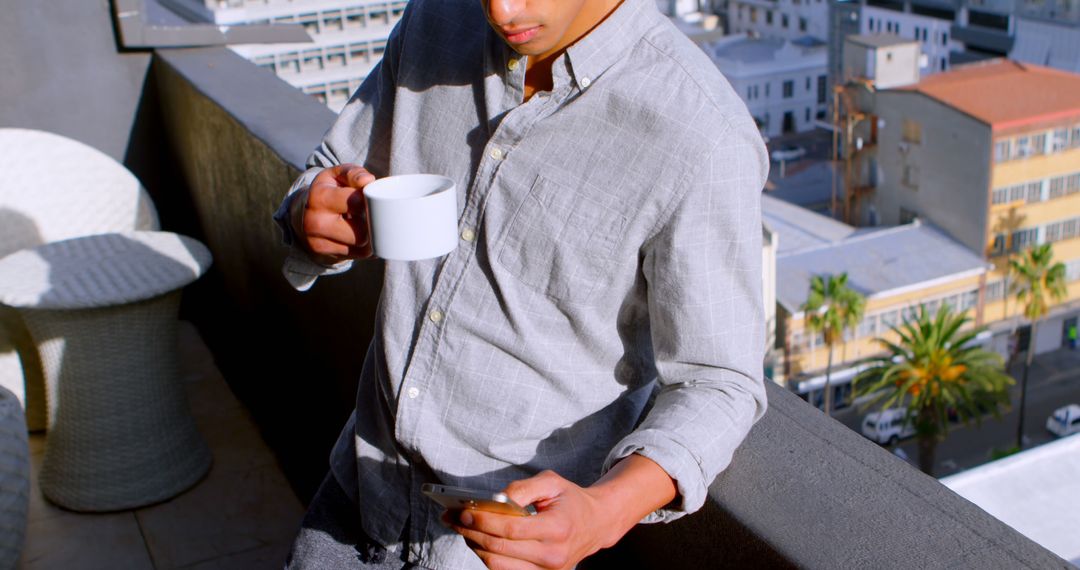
164, 0, 407, 112
868, 60, 1080, 354
727, 0, 831, 41
706, 34, 830, 136
763, 195, 990, 406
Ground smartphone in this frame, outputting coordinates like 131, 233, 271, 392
421, 483, 538, 516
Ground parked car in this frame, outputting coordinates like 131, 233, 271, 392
770, 144, 807, 162
1046, 404, 1080, 438
862, 408, 916, 445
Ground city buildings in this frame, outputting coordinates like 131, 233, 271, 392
867, 60, 1080, 352
726, 0, 831, 41
763, 195, 990, 405
706, 34, 830, 136
163, 0, 407, 112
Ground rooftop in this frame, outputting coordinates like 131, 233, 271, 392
761, 193, 854, 256
846, 33, 917, 49
898, 59, 1080, 130
774, 218, 990, 312
707, 33, 826, 72
942, 434, 1080, 565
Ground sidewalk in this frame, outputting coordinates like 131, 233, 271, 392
17, 322, 306, 569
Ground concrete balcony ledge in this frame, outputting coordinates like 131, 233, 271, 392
151, 46, 1070, 568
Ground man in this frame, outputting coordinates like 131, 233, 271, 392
275, 0, 769, 568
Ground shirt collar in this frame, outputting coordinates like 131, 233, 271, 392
562, 0, 656, 90
487, 0, 658, 93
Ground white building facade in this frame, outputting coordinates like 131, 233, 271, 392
707, 35, 829, 137
726, 0, 830, 41
861, 5, 962, 76
164, 0, 407, 112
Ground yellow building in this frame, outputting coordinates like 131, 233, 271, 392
763, 195, 990, 408
869, 60, 1080, 358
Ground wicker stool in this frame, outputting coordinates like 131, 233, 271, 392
0, 232, 213, 511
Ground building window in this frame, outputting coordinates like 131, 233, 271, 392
783, 80, 794, 98
750, 7, 758, 23
903, 164, 920, 188
1072, 125, 1080, 148
806, 76, 811, 91
1014, 136, 1033, 158
992, 187, 1009, 205
765, 83, 771, 97
782, 14, 789, 28
799, 17, 808, 32
1052, 128, 1069, 152
880, 310, 899, 330
985, 280, 1005, 302
856, 315, 878, 338
1011, 228, 1038, 252
1067, 259, 1080, 282
766, 10, 773, 24
817, 75, 827, 104
1026, 181, 1044, 203
942, 31, 949, 45
902, 119, 922, 144
1032, 132, 1047, 155
994, 139, 1011, 163
1069, 173, 1080, 195
1050, 175, 1066, 199
990, 234, 1006, 256
1009, 184, 1026, 202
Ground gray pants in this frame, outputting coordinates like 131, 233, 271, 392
285, 474, 430, 569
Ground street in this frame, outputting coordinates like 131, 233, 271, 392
832, 346, 1080, 477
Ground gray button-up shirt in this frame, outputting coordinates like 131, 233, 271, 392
275, 0, 768, 567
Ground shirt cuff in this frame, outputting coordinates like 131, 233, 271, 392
602, 430, 707, 524
282, 249, 355, 292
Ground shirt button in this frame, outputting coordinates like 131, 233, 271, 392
507, 58, 519, 71
489, 147, 504, 160
461, 227, 476, 242
407, 387, 420, 399
580, 76, 592, 88
429, 310, 444, 324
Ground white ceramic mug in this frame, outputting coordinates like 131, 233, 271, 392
362, 174, 458, 261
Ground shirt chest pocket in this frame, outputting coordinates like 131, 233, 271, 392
497, 176, 629, 304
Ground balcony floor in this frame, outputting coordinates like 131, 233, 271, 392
17, 322, 306, 569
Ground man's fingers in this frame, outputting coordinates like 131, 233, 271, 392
503, 471, 566, 511
452, 524, 548, 568
342, 165, 376, 189
304, 211, 368, 247
473, 549, 546, 570
308, 182, 362, 215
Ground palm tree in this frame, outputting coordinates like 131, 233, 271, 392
801, 273, 866, 414
854, 305, 1012, 475
1010, 243, 1067, 449
989, 207, 1026, 361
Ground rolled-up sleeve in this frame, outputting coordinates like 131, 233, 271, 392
272, 1, 412, 291
604, 117, 770, 523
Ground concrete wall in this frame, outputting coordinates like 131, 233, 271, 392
153, 47, 384, 498
871, 91, 992, 252
0, 0, 152, 163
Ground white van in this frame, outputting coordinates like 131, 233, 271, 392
862, 408, 916, 445
1046, 404, 1080, 438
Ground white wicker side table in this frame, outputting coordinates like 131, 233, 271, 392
0, 231, 213, 511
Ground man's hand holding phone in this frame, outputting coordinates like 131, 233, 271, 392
440, 455, 677, 570
291, 163, 375, 265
